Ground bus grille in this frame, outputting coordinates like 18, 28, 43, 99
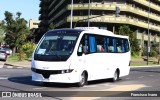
31, 68, 61, 78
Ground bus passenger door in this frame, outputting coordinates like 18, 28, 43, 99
77, 34, 97, 80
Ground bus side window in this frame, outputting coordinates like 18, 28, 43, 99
78, 44, 83, 53
96, 36, 105, 53
124, 39, 129, 52
108, 38, 114, 53
121, 40, 125, 53
78, 36, 84, 56
89, 36, 96, 53
116, 38, 122, 53
113, 39, 117, 52
106, 37, 109, 52
77, 34, 89, 56
84, 35, 89, 54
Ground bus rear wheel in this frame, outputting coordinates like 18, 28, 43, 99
77, 72, 87, 87
112, 70, 119, 82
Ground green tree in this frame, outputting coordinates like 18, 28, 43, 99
3, 11, 29, 60
0, 21, 5, 44
22, 42, 36, 59
48, 23, 54, 30
116, 25, 140, 55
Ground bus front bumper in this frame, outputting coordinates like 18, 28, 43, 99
31, 70, 80, 83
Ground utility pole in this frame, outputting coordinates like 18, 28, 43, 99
88, 0, 90, 27
147, 0, 150, 65
70, 0, 73, 29
158, 37, 160, 64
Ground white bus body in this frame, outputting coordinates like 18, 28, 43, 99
31, 27, 130, 87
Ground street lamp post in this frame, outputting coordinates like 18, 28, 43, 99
147, 0, 151, 65
88, 0, 90, 27
70, 0, 73, 29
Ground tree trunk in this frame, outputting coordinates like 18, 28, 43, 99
12, 47, 16, 55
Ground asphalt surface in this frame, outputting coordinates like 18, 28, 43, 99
0, 63, 160, 100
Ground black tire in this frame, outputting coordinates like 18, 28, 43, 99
77, 72, 87, 87
112, 70, 119, 82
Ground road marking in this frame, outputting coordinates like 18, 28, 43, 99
0, 75, 8, 77
33, 87, 47, 90
7, 66, 13, 68
139, 76, 144, 78
0, 77, 8, 80
105, 84, 146, 91
125, 78, 131, 80
70, 84, 146, 100
0, 65, 4, 68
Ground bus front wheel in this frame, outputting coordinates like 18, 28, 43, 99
77, 72, 87, 87
112, 70, 119, 82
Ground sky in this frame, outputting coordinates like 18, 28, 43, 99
0, 0, 40, 23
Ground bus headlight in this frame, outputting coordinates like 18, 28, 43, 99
61, 70, 65, 74
61, 69, 73, 74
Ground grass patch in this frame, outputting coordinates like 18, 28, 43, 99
7, 54, 31, 62
131, 58, 160, 66
131, 55, 141, 59
130, 62, 159, 66
6, 55, 19, 62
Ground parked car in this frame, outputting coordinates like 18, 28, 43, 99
0, 48, 12, 55
0, 50, 7, 61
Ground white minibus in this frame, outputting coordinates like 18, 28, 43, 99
31, 27, 130, 87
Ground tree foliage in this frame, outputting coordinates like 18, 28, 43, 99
116, 25, 140, 55
48, 23, 54, 30
3, 11, 29, 60
22, 42, 36, 58
0, 21, 5, 43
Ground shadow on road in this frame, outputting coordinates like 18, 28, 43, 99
8, 76, 42, 86
8, 76, 121, 88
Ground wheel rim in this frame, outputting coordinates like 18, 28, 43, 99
80, 73, 85, 85
114, 71, 118, 81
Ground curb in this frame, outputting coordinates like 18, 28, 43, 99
130, 65, 160, 68
4, 63, 22, 68
4, 63, 31, 68
3, 63, 160, 69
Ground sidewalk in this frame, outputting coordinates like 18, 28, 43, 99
3, 61, 160, 68
4, 60, 31, 68
130, 65, 160, 68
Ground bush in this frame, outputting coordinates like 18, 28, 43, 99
149, 49, 157, 57
142, 48, 147, 56
18, 47, 26, 61
142, 48, 158, 58
22, 42, 36, 59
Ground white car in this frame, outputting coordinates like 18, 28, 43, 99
0, 48, 12, 55
0, 50, 7, 61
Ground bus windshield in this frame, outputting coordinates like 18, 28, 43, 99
34, 31, 80, 61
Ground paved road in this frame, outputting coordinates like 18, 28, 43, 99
0, 61, 5, 68
0, 63, 160, 100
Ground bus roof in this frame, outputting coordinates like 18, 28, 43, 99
48, 28, 129, 39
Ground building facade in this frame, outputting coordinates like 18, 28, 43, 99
29, 19, 40, 29
39, 0, 160, 48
